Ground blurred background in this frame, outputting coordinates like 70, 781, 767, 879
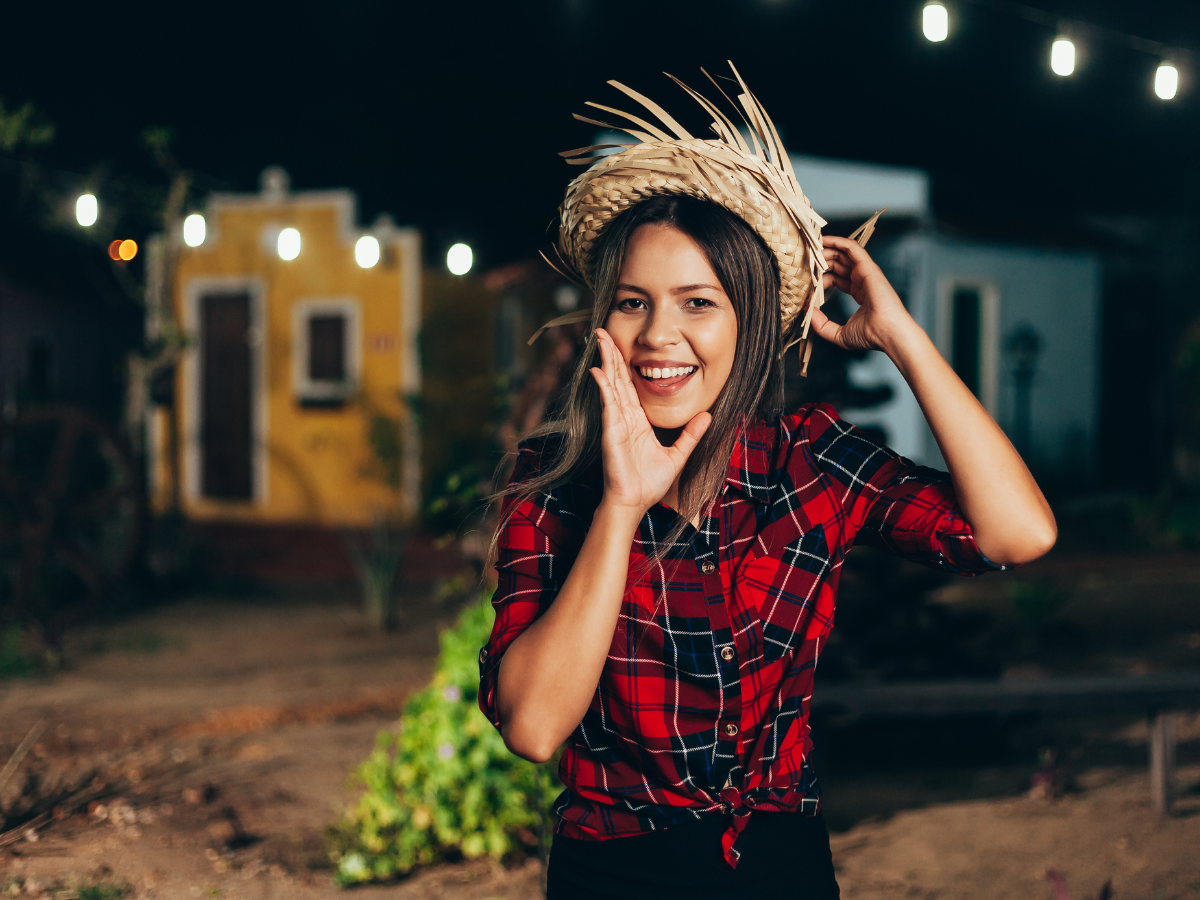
1, 1, 1199, 897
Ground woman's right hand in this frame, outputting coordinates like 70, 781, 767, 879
590, 328, 711, 516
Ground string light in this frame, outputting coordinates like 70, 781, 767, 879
1051, 37, 1076, 77
446, 243, 473, 276
183, 213, 206, 247
355, 235, 381, 268
923, 2, 949, 42
1155, 63, 1179, 100
277, 227, 301, 261
75, 193, 98, 227
917, 2, 1191, 100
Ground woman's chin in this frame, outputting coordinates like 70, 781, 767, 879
645, 408, 700, 432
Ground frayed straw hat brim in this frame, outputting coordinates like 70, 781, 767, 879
540, 62, 882, 375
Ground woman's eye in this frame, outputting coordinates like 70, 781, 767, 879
685, 297, 714, 308
616, 298, 646, 311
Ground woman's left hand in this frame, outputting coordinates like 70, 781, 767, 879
812, 235, 913, 354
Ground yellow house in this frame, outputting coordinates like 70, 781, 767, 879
150, 167, 421, 527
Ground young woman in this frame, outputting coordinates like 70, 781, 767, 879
478, 69, 1056, 899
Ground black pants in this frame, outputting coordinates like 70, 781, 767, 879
547, 811, 841, 899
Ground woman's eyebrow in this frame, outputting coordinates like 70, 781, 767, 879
615, 282, 723, 296
670, 283, 722, 295
616, 283, 650, 295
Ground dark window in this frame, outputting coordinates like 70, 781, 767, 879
26, 338, 52, 400
309, 315, 346, 382
951, 287, 981, 399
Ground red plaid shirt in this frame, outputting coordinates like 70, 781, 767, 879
479, 403, 1006, 866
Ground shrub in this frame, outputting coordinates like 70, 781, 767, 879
329, 593, 560, 886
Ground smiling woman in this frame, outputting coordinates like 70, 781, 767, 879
479, 65, 1056, 900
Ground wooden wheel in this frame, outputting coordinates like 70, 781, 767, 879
0, 405, 142, 647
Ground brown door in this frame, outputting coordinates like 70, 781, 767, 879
200, 291, 254, 500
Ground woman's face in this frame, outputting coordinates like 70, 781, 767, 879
603, 224, 738, 431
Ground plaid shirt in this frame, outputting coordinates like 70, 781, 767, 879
479, 403, 1006, 867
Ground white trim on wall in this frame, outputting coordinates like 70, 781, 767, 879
181, 276, 269, 506
935, 276, 1000, 418
395, 228, 422, 521
291, 297, 363, 402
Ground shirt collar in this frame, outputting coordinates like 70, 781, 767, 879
723, 418, 778, 506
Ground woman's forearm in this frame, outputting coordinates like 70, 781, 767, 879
496, 500, 642, 763
882, 315, 1057, 566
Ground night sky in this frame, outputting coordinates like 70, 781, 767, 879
3, 0, 1199, 270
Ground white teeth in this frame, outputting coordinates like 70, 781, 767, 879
640, 365, 695, 379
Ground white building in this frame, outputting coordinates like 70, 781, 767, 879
795, 155, 1102, 485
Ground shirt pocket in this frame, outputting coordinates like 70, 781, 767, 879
740, 522, 835, 664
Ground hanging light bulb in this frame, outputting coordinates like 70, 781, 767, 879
355, 235, 381, 268
1155, 63, 1179, 100
446, 243, 473, 276
277, 227, 301, 261
922, 2, 949, 43
1051, 37, 1076, 77
183, 213, 206, 247
75, 193, 98, 227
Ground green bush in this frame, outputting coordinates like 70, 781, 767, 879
329, 594, 560, 886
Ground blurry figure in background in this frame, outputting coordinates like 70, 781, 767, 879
478, 64, 1056, 899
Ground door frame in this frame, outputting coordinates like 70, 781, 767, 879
181, 276, 269, 506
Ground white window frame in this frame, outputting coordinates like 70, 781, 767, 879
935, 277, 1000, 418
292, 297, 362, 402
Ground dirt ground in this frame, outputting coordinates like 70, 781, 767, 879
1, 553, 1199, 899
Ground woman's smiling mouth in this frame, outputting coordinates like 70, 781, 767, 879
633, 362, 697, 394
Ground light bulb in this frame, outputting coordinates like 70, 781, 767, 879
355, 235, 381, 268
922, 2, 949, 42
183, 213, 206, 247
1051, 38, 1076, 77
1155, 64, 1179, 100
447, 243, 473, 276
277, 227, 301, 261
76, 193, 98, 227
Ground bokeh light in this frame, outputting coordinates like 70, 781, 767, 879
355, 235, 381, 269
446, 243, 473, 276
107, 240, 122, 261
75, 193, 98, 227
119, 239, 138, 261
278, 227, 301, 261
183, 213, 207, 247
1051, 38, 1076, 77
922, 2, 948, 43
1155, 64, 1179, 100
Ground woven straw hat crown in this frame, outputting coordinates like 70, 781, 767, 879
543, 63, 881, 374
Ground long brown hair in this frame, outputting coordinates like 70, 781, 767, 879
494, 195, 785, 560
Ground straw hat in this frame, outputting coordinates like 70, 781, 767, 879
534, 62, 882, 376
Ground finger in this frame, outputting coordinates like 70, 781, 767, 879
665, 411, 712, 465
822, 235, 875, 266
808, 308, 845, 347
599, 329, 643, 414
596, 330, 639, 432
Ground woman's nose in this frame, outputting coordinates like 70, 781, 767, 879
638, 307, 680, 349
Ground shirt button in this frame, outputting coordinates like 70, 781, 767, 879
701, 560, 716, 574
479, 648, 488, 664
720, 646, 735, 661
724, 723, 739, 737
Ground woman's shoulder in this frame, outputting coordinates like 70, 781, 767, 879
504, 432, 601, 524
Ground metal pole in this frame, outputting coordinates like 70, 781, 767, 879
1149, 711, 1177, 817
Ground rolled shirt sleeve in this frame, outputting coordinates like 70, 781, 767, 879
478, 502, 565, 728
806, 403, 1011, 575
